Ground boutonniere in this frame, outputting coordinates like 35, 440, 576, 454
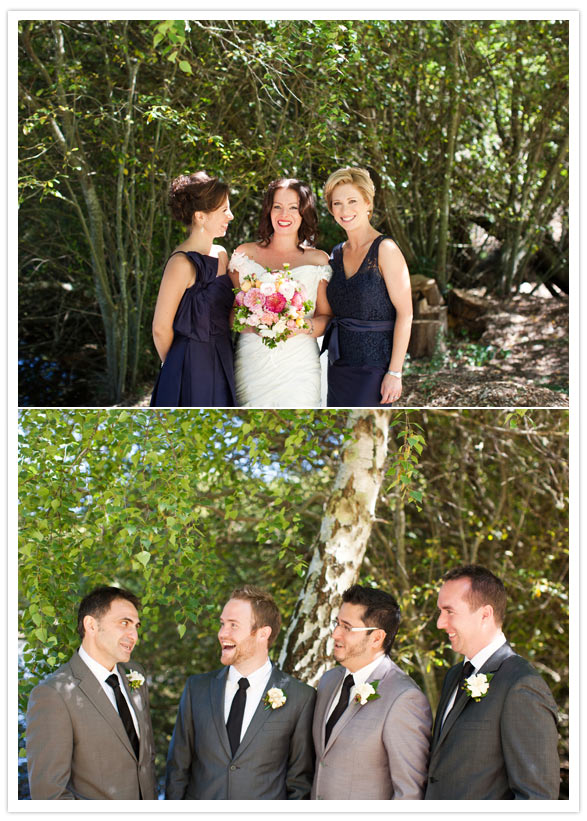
126, 670, 145, 690
264, 687, 287, 710
463, 672, 494, 701
354, 680, 381, 705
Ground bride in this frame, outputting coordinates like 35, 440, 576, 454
229, 178, 332, 407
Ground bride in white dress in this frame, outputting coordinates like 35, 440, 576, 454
229, 179, 333, 407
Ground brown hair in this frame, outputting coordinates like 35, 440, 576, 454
229, 585, 282, 648
323, 166, 375, 215
257, 178, 318, 249
168, 171, 229, 226
77, 586, 140, 640
442, 565, 507, 625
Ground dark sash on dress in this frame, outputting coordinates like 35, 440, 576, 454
321, 317, 396, 365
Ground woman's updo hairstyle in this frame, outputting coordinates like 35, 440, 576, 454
168, 171, 229, 227
257, 178, 318, 249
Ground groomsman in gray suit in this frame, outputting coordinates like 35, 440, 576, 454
165, 585, 316, 799
26, 586, 157, 799
312, 585, 432, 800
425, 565, 560, 799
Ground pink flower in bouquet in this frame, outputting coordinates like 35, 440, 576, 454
265, 292, 287, 313
261, 311, 279, 325
291, 291, 303, 309
235, 290, 245, 306
243, 288, 265, 310
286, 319, 297, 331
246, 313, 261, 326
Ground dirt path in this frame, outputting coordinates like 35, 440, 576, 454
396, 291, 568, 407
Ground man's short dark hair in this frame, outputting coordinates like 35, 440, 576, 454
77, 586, 141, 640
341, 585, 401, 654
229, 585, 282, 648
442, 564, 507, 625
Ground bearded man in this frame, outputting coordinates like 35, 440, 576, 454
165, 585, 315, 799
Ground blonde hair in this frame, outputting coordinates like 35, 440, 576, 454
323, 166, 375, 215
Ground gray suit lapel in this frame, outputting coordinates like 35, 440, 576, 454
235, 665, 284, 759
71, 652, 137, 759
210, 666, 232, 759
324, 657, 391, 753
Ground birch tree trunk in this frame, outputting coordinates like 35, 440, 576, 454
279, 409, 390, 686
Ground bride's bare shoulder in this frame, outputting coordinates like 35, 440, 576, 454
302, 247, 330, 266
234, 242, 261, 259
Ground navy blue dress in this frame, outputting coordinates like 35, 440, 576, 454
324, 235, 396, 407
150, 251, 236, 407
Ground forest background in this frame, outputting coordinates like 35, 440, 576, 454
17, 18, 569, 406
17, 407, 570, 798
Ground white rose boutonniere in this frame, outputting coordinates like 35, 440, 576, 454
354, 680, 381, 705
126, 670, 145, 690
264, 687, 287, 710
464, 672, 494, 701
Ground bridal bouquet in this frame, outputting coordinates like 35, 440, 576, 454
233, 264, 314, 349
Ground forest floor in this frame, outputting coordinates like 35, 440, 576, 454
397, 290, 569, 408
128, 289, 569, 409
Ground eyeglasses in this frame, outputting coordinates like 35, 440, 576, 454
330, 619, 384, 635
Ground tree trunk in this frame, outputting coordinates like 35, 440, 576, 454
436, 24, 462, 290
279, 410, 390, 685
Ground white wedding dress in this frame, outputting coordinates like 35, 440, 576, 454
230, 251, 332, 407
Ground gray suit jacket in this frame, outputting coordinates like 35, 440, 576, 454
26, 651, 157, 799
425, 642, 560, 799
312, 655, 432, 800
165, 664, 316, 799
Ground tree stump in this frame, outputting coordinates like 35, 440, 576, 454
409, 276, 447, 357
447, 288, 492, 336
408, 320, 446, 358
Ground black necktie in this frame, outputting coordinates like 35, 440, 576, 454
447, 660, 475, 718
106, 673, 140, 758
226, 677, 250, 756
325, 673, 354, 744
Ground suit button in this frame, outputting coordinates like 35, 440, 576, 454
230, 765, 236, 771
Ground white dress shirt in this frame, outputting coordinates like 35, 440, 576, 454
223, 657, 273, 742
326, 652, 385, 722
441, 630, 506, 724
78, 645, 140, 736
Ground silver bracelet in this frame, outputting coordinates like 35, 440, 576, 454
386, 370, 402, 378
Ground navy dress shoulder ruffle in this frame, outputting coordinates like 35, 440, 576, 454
151, 251, 236, 407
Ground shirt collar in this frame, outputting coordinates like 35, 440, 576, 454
344, 652, 385, 685
467, 631, 507, 671
228, 657, 272, 685
78, 645, 120, 685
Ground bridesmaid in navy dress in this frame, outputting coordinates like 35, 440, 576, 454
151, 172, 236, 407
321, 167, 413, 407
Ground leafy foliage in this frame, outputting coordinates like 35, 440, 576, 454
18, 19, 568, 403
18, 408, 568, 786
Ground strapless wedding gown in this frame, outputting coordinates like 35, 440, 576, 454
230, 251, 332, 407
